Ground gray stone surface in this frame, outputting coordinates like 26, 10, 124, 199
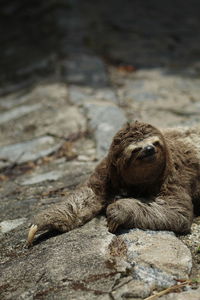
111, 279, 152, 299
0, 136, 61, 165
124, 229, 192, 280
0, 218, 27, 233
21, 171, 64, 185
110, 68, 200, 128
0, 104, 41, 124
85, 102, 127, 157
0, 219, 193, 300
69, 85, 118, 105
36, 106, 87, 138
0, 94, 30, 109
0, 219, 116, 300
160, 287, 200, 300
109, 229, 192, 299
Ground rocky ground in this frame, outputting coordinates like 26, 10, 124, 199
0, 1, 200, 299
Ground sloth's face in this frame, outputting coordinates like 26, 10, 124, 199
121, 135, 166, 185
109, 121, 167, 187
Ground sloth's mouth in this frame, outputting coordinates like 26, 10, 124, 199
139, 152, 157, 162
138, 148, 157, 161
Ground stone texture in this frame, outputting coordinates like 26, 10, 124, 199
123, 229, 192, 280
25, 83, 69, 103
110, 68, 200, 128
0, 84, 87, 148
0, 219, 117, 300
36, 106, 87, 137
0, 94, 30, 109
0, 104, 41, 124
0, 136, 61, 165
0, 219, 193, 300
109, 229, 192, 299
69, 85, 118, 105
21, 170, 64, 185
0, 218, 27, 233
160, 287, 200, 300
111, 279, 152, 299
84, 102, 127, 157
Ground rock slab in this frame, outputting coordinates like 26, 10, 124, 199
85, 102, 127, 157
0, 219, 193, 300
0, 136, 61, 165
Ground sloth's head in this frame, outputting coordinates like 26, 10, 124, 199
108, 121, 168, 188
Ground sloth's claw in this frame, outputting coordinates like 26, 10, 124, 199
107, 220, 119, 233
27, 224, 38, 246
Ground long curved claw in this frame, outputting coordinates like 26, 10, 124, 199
27, 224, 38, 246
107, 220, 119, 233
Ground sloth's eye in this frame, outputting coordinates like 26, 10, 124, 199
153, 141, 160, 147
132, 147, 142, 154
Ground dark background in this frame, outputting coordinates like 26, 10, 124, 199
1, 0, 200, 94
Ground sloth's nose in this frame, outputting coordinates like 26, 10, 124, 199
143, 145, 155, 155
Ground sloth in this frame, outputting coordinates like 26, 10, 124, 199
27, 121, 200, 245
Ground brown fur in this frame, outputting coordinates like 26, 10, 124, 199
28, 121, 200, 244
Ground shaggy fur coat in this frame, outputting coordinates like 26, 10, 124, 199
27, 121, 200, 244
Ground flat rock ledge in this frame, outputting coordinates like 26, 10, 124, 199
0, 218, 193, 300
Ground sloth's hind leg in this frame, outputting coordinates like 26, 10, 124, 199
27, 186, 104, 245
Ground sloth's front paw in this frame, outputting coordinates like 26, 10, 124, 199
26, 211, 55, 246
26, 207, 73, 246
106, 203, 126, 233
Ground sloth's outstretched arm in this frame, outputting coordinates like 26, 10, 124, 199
27, 158, 109, 245
27, 186, 104, 245
106, 190, 193, 234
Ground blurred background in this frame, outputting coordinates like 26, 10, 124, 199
1, 0, 200, 129
1, 0, 200, 88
